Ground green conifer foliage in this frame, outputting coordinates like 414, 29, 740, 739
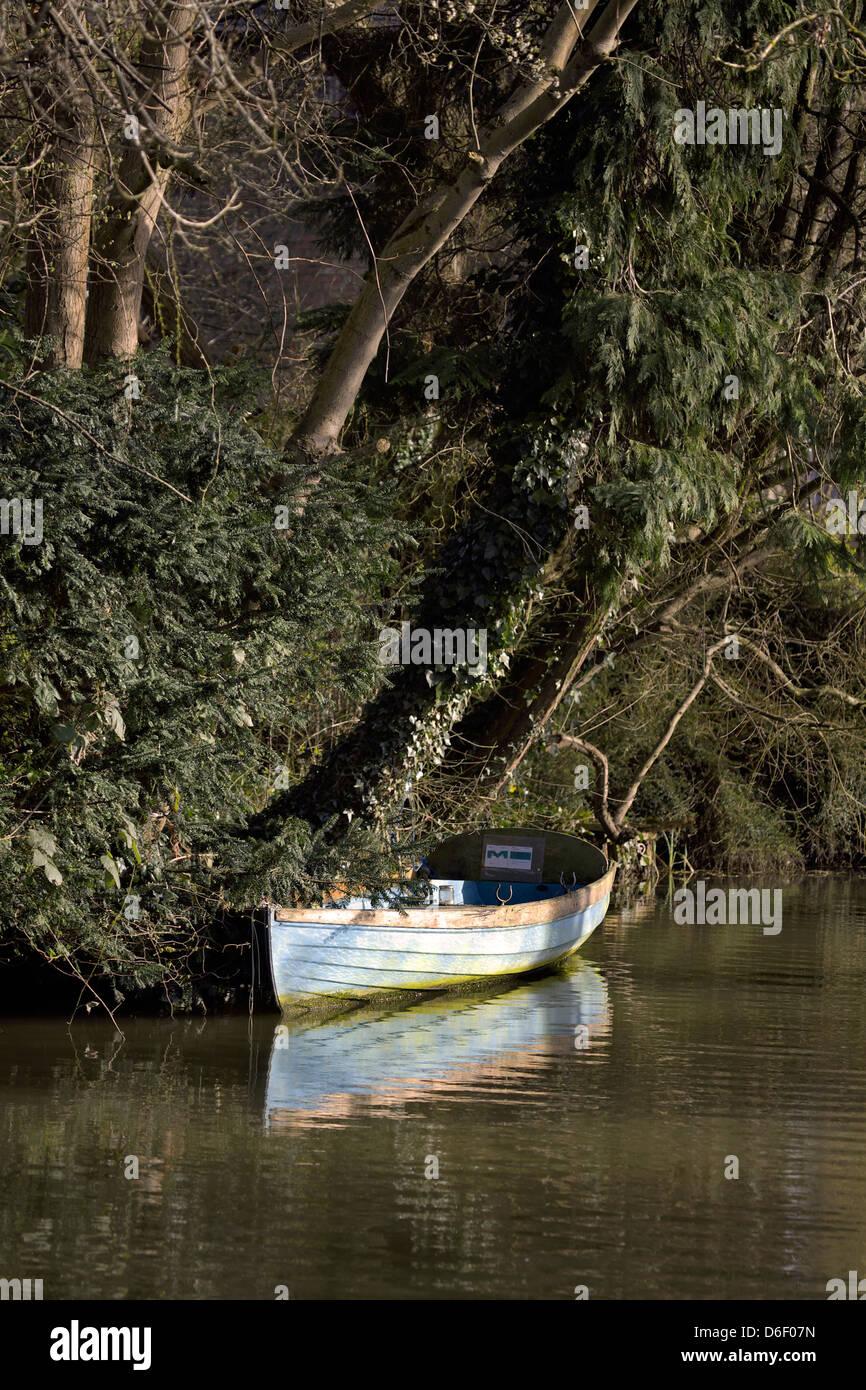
0, 350, 403, 1002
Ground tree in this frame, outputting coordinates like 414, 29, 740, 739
4, 2, 866, 1010
259, 1, 866, 852
0, 353, 402, 1009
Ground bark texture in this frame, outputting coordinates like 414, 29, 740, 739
84, 3, 195, 362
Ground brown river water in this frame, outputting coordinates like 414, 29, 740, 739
1, 875, 864, 1299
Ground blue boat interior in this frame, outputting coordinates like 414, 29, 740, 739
334, 879, 586, 911
324, 830, 608, 911
427, 878, 585, 906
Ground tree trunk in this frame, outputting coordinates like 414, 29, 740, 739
465, 606, 615, 797
140, 237, 210, 367
84, 2, 194, 362
24, 107, 95, 369
292, 0, 640, 460
23, 6, 96, 370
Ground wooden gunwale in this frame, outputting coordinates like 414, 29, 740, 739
270, 864, 616, 930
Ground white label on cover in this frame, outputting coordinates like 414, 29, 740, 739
484, 843, 535, 870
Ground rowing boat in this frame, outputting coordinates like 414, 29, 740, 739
266, 827, 615, 1015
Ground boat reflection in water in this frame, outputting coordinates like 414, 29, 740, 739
264, 962, 610, 1130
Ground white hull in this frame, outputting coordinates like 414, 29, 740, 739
267, 885, 612, 1012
